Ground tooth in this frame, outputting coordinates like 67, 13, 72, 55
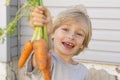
65, 42, 73, 46
69, 43, 72, 46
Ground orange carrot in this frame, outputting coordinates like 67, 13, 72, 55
18, 40, 33, 69
33, 39, 51, 80
33, 39, 48, 70
43, 53, 51, 80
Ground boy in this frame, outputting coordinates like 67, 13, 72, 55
26, 4, 92, 80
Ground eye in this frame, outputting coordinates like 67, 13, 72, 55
62, 28, 69, 32
76, 32, 82, 36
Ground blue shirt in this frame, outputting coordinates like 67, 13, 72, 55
25, 51, 90, 80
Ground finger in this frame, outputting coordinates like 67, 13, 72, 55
42, 7, 52, 25
31, 12, 46, 20
30, 21, 35, 29
34, 22, 44, 26
34, 6, 44, 14
30, 16, 46, 26
30, 19, 44, 29
30, 11, 45, 25
30, 22, 44, 29
43, 7, 51, 19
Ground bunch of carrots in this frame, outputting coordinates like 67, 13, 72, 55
18, 0, 51, 80
13, 0, 51, 80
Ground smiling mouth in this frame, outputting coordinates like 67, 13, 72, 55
62, 42, 75, 49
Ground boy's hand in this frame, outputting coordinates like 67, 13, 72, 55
32, 53, 37, 68
30, 6, 52, 34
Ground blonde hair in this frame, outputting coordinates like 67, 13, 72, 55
50, 4, 92, 55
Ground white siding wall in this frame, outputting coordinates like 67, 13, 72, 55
19, 0, 120, 65
0, 0, 8, 62
8, 0, 18, 61
0, 0, 18, 62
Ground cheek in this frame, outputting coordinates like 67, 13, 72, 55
54, 30, 65, 40
78, 37, 84, 42
53, 32, 62, 44
76, 38, 84, 46
81, 38, 84, 44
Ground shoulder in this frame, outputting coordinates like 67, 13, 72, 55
78, 63, 89, 74
77, 63, 90, 80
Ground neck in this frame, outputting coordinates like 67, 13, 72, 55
54, 50, 76, 64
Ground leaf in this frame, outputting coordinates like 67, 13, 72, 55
0, 28, 4, 36
5, 0, 10, 6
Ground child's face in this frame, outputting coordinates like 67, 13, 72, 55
52, 22, 85, 57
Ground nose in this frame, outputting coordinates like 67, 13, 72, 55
67, 33, 74, 39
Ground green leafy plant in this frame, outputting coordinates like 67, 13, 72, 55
0, 0, 48, 43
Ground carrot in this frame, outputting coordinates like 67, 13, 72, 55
42, 53, 51, 80
18, 0, 52, 80
33, 39, 51, 80
33, 39, 48, 70
18, 40, 33, 69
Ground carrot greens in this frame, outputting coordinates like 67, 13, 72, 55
3, 1, 51, 80
0, 0, 48, 43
